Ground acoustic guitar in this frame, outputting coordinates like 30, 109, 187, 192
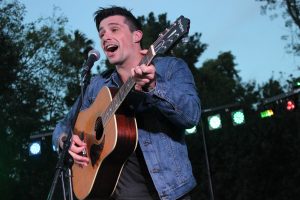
72, 15, 190, 200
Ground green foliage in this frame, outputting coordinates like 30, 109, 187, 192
138, 12, 170, 49
138, 12, 207, 67
189, 48, 300, 199
197, 51, 243, 107
260, 77, 285, 98
0, 1, 95, 199
0, 1, 51, 198
256, 0, 300, 55
189, 109, 300, 200
59, 30, 94, 107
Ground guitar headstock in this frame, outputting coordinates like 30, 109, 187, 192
152, 15, 190, 55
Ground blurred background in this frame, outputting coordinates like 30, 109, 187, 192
0, 0, 299, 199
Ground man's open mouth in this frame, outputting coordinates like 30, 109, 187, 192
105, 44, 118, 52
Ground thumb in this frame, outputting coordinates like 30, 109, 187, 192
140, 49, 148, 55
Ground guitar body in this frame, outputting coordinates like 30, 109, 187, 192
72, 86, 138, 200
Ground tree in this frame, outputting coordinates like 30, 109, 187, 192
0, 1, 48, 199
188, 46, 300, 199
59, 30, 94, 107
138, 12, 207, 67
256, 0, 300, 55
196, 51, 243, 108
0, 1, 96, 199
260, 77, 285, 99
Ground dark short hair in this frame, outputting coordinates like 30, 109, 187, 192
94, 6, 142, 32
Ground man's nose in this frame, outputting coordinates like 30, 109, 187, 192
102, 31, 112, 40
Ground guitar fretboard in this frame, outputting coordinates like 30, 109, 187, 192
101, 47, 155, 126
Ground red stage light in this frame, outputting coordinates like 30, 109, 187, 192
286, 100, 295, 111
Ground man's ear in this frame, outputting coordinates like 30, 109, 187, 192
133, 30, 143, 43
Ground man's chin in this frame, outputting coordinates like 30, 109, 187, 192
108, 59, 121, 66
108, 58, 117, 64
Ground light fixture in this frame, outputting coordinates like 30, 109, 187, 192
207, 114, 222, 130
29, 141, 41, 156
231, 110, 245, 126
286, 100, 296, 111
185, 126, 197, 135
260, 109, 274, 118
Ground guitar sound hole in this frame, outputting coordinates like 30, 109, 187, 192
94, 116, 104, 140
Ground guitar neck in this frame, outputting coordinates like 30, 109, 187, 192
101, 46, 156, 126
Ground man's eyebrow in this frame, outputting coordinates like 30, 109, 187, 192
99, 22, 121, 32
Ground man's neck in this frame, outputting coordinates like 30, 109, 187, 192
116, 53, 143, 83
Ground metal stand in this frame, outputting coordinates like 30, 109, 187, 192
47, 61, 93, 200
200, 118, 215, 200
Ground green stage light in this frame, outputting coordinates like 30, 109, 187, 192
260, 109, 274, 118
185, 126, 197, 135
207, 114, 222, 130
231, 110, 245, 126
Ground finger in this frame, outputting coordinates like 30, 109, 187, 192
134, 66, 144, 76
69, 152, 89, 164
135, 73, 155, 82
72, 135, 87, 147
143, 72, 155, 79
69, 150, 89, 164
135, 78, 150, 86
135, 84, 143, 92
69, 145, 86, 154
140, 64, 155, 76
140, 49, 148, 55
134, 66, 154, 79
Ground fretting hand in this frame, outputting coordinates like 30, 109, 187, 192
131, 50, 156, 92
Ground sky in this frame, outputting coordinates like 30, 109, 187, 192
20, 0, 300, 84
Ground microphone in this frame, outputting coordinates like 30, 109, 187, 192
82, 49, 100, 76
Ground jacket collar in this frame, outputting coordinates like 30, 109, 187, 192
104, 69, 122, 87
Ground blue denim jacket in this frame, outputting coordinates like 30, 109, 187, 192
52, 56, 201, 200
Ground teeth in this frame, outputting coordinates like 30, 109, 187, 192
105, 44, 118, 52
106, 44, 115, 48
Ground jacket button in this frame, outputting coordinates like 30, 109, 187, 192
151, 168, 160, 173
129, 105, 134, 110
143, 140, 151, 146
161, 195, 169, 200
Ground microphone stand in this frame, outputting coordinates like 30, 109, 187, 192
47, 64, 93, 200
